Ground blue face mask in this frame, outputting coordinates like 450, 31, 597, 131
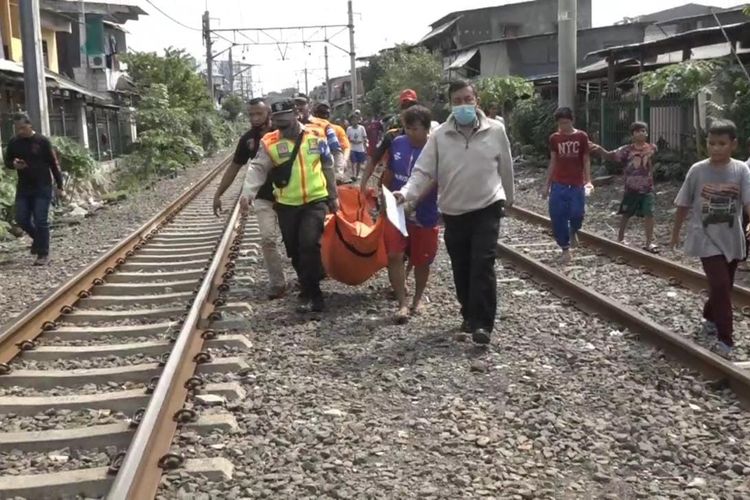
452, 104, 477, 125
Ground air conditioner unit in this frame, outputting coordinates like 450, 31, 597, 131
88, 54, 106, 69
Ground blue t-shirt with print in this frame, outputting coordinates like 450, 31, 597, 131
387, 135, 439, 227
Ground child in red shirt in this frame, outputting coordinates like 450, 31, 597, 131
542, 107, 592, 265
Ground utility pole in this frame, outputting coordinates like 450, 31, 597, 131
348, 0, 357, 110
20, 0, 49, 135
557, 0, 577, 109
239, 65, 245, 99
324, 45, 330, 103
203, 10, 213, 99
228, 45, 234, 93
304, 67, 309, 96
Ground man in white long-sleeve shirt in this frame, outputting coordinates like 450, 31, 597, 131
394, 79, 514, 345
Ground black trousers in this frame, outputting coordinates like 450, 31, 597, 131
442, 201, 503, 332
275, 201, 327, 297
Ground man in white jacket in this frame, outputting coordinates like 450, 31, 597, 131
394, 79, 514, 345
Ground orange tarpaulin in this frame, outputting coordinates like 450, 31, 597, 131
321, 185, 387, 285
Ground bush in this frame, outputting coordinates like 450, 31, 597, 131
509, 96, 556, 157
221, 94, 244, 121
190, 112, 233, 155
51, 136, 97, 181
0, 168, 15, 238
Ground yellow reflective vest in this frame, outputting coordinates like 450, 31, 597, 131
261, 127, 330, 206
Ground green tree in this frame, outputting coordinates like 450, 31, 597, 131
221, 94, 244, 121
635, 60, 716, 98
475, 76, 533, 112
363, 45, 443, 117
122, 48, 213, 112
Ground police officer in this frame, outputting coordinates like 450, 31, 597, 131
312, 101, 351, 180
240, 100, 339, 313
293, 93, 347, 183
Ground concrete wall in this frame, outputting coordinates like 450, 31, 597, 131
478, 23, 645, 79
454, 0, 592, 48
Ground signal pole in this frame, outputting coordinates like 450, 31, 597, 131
19, 0, 49, 135
557, 0, 577, 109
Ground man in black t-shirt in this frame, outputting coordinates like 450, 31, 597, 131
213, 97, 286, 299
4, 112, 64, 266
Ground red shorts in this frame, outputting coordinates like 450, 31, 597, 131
383, 220, 439, 267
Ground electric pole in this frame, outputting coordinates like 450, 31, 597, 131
304, 67, 309, 96
20, 0, 49, 135
203, 10, 213, 99
228, 45, 234, 93
324, 45, 330, 103
557, 0, 577, 109
348, 0, 357, 110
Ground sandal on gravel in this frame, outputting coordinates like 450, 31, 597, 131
644, 244, 660, 254
394, 312, 409, 325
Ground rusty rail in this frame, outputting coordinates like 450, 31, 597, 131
507, 205, 750, 311
107, 198, 243, 499
498, 242, 750, 407
0, 156, 232, 366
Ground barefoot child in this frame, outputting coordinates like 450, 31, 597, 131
591, 121, 658, 251
671, 119, 750, 358
383, 105, 439, 324
543, 107, 593, 265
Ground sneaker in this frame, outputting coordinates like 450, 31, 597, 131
311, 295, 325, 313
700, 321, 718, 338
472, 328, 491, 345
33, 256, 48, 266
570, 231, 579, 248
713, 340, 733, 360
560, 249, 572, 266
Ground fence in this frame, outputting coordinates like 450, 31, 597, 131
576, 96, 695, 152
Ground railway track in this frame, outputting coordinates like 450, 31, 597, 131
498, 205, 750, 407
0, 156, 254, 499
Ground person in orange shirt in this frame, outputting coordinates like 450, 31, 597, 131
313, 101, 351, 182
293, 93, 348, 183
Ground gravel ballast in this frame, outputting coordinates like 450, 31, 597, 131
0, 153, 230, 321
157, 221, 750, 499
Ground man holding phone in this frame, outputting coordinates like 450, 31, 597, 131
4, 112, 63, 266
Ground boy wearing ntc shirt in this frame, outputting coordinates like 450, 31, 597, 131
542, 107, 593, 265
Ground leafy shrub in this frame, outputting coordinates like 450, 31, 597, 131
190, 112, 233, 155
509, 96, 557, 157
0, 167, 15, 238
221, 94, 244, 121
51, 136, 97, 181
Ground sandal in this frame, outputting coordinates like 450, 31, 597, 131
644, 244, 660, 254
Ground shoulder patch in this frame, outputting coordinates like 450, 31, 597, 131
276, 142, 290, 157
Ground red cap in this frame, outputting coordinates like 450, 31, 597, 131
399, 89, 418, 103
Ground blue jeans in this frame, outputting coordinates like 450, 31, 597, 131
548, 182, 585, 250
15, 186, 52, 257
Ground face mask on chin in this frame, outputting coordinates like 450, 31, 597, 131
452, 104, 477, 126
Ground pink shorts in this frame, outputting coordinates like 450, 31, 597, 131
383, 220, 439, 267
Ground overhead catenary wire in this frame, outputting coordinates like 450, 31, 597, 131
144, 0, 201, 32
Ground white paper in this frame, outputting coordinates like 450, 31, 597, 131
382, 186, 408, 237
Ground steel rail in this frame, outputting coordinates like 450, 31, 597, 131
107, 198, 242, 499
507, 205, 750, 311
497, 242, 750, 408
0, 156, 232, 365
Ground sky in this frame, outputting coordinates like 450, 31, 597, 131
125, 0, 745, 95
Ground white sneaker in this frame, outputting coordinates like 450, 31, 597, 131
713, 340, 733, 360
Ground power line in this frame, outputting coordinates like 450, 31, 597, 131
144, 0, 201, 32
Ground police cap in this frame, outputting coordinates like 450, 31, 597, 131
270, 100, 296, 115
